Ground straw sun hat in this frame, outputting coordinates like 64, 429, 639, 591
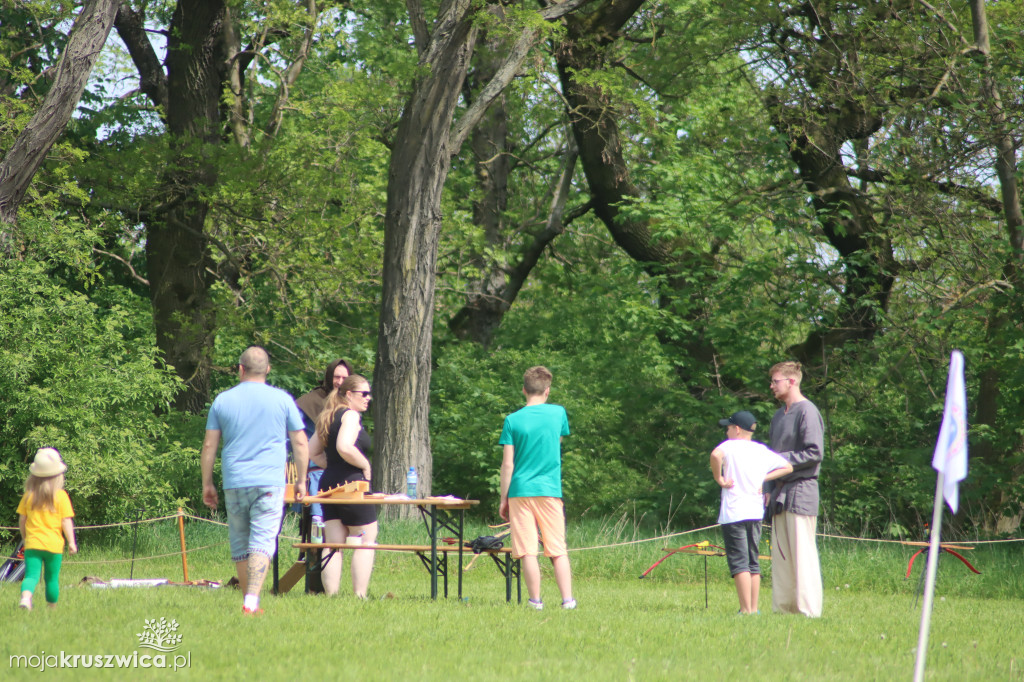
29, 447, 67, 477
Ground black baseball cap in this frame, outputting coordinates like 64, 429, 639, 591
718, 410, 758, 432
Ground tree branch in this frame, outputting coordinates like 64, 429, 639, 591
539, 0, 596, 21
114, 2, 168, 115
451, 0, 595, 150
451, 25, 540, 150
406, 0, 430, 60
93, 247, 149, 285
1, 0, 120, 225
266, 0, 319, 138
844, 166, 1004, 214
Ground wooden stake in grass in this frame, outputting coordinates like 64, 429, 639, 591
178, 508, 189, 583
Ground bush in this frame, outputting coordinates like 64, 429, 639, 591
0, 252, 192, 529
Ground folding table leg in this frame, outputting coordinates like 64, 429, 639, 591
515, 558, 522, 603
442, 551, 449, 599
505, 553, 512, 603
457, 509, 465, 599
429, 507, 438, 599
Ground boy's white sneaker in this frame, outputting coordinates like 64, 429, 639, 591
562, 598, 577, 610
527, 599, 544, 610
18, 592, 33, 611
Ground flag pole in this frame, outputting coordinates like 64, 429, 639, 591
913, 471, 947, 682
915, 349, 968, 682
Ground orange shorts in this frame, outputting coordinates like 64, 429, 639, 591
508, 497, 568, 559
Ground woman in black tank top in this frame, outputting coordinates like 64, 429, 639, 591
307, 374, 377, 597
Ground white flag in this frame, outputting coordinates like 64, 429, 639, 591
931, 350, 968, 513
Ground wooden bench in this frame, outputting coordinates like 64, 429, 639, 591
292, 542, 521, 603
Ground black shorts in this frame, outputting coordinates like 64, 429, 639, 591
318, 470, 377, 527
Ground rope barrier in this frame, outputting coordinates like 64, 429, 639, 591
177, 513, 299, 541
817, 532, 1024, 545
570, 526, 1024, 552
0, 514, 182, 532
180, 513, 227, 528
0, 512, 302, 564
56, 543, 227, 566
943, 537, 1024, 545
4, 511, 1022, 565
817, 533, 917, 545
570, 524, 722, 552
0, 547, 223, 564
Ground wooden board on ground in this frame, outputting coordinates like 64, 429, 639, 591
276, 561, 306, 594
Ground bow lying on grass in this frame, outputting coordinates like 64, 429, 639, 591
639, 541, 721, 579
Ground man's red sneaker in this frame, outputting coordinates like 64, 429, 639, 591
242, 606, 264, 616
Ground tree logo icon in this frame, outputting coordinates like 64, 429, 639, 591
136, 618, 183, 652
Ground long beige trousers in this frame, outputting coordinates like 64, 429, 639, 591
770, 511, 823, 617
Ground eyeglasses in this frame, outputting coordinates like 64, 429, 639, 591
769, 378, 792, 386
351, 390, 372, 398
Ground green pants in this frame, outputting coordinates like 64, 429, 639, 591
21, 549, 63, 604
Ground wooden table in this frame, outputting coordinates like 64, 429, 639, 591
277, 495, 479, 600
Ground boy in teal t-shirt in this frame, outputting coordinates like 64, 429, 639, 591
499, 366, 576, 610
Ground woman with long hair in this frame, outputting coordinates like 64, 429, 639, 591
295, 359, 352, 525
308, 374, 377, 597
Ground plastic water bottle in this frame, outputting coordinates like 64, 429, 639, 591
406, 466, 418, 499
311, 515, 324, 543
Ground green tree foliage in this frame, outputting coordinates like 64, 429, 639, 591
198, 56, 392, 394
72, 6, 394, 397
432, 242, 664, 519
1, 0, 1021, 537
0, 217, 190, 528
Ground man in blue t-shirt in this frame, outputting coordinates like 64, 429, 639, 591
201, 346, 309, 615
499, 366, 575, 610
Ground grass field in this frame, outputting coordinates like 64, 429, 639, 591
2, 515, 1022, 681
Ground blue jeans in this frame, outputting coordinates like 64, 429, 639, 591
307, 468, 324, 518
225, 487, 284, 562
288, 469, 324, 517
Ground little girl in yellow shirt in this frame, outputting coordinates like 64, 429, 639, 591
17, 448, 77, 610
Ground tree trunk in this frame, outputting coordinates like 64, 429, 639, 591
141, 0, 228, 413
448, 142, 580, 347
771, 106, 897, 366
968, 0, 1024, 533
376, 0, 591, 506
374, 1, 478, 511
0, 0, 118, 226
447, 28, 512, 346
116, 1, 322, 411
